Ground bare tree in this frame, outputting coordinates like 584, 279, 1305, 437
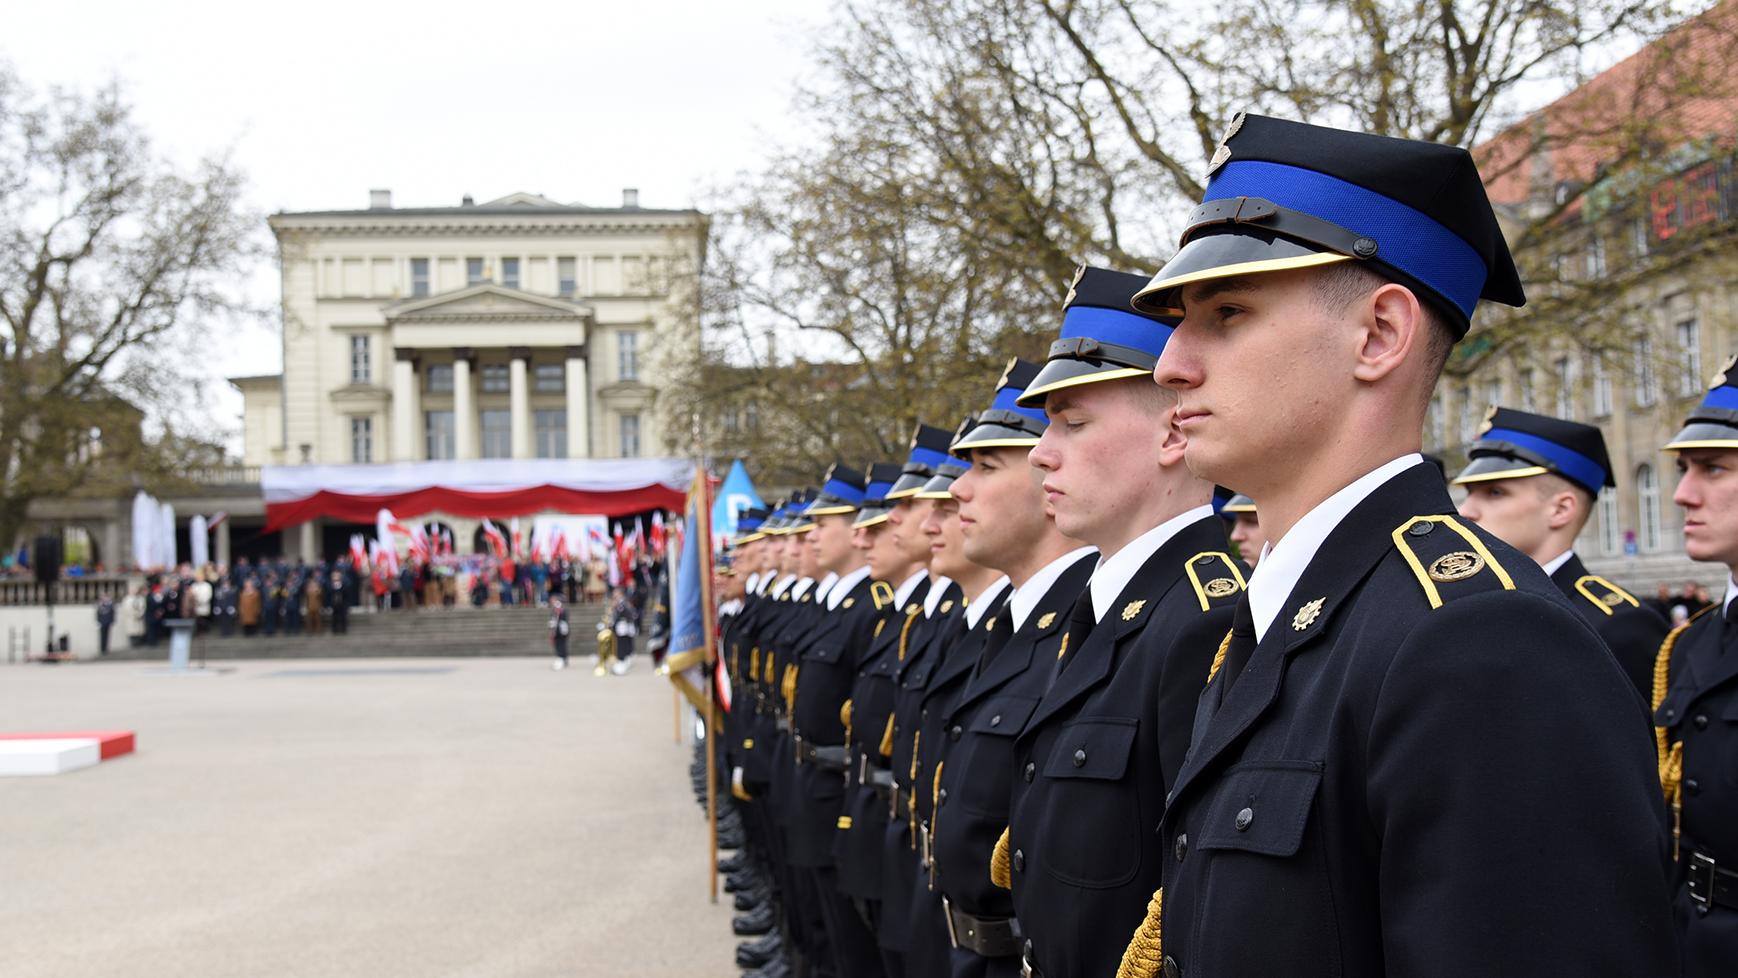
0, 65, 260, 551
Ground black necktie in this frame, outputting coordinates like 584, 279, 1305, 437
1051, 590, 1097, 683
1218, 594, 1257, 691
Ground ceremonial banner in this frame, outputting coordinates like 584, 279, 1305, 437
666, 466, 717, 715
710, 460, 763, 547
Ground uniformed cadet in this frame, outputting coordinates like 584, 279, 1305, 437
931, 360, 1096, 978
1656, 365, 1738, 977
1005, 266, 1245, 978
1219, 494, 1267, 567
1454, 406, 1669, 699
1124, 113, 1674, 976
785, 467, 886, 978
893, 452, 1010, 978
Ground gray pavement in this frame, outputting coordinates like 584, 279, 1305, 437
0, 657, 736, 978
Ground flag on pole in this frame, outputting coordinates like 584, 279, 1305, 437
510, 517, 524, 561
649, 511, 667, 558
349, 534, 368, 569
710, 460, 764, 549
667, 465, 719, 714
481, 519, 509, 560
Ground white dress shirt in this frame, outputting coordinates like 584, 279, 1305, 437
966, 577, 1012, 628
791, 577, 816, 600
746, 572, 762, 593
770, 574, 797, 598
827, 565, 872, 610
924, 576, 956, 617
1540, 550, 1575, 577
1008, 547, 1098, 631
1088, 504, 1217, 622
1247, 454, 1424, 641
893, 569, 928, 609
1724, 576, 1737, 618
812, 571, 840, 605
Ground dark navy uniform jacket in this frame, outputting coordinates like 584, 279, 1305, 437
786, 572, 880, 868
932, 555, 1095, 922
1655, 602, 1738, 978
1007, 516, 1242, 978
1151, 463, 1676, 978
1549, 552, 1670, 702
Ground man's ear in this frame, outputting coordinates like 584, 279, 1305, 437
1351, 283, 1424, 384
1546, 489, 1582, 531
1158, 406, 1189, 467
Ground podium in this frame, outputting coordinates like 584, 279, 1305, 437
164, 618, 195, 673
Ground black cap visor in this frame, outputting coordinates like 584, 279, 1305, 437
1133, 226, 1349, 317
1666, 420, 1738, 452
1017, 354, 1153, 408
1451, 455, 1551, 487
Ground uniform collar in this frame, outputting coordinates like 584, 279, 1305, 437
746, 572, 761, 592
790, 576, 816, 599
965, 577, 1011, 628
769, 574, 797, 597
827, 565, 872, 609
1089, 504, 1216, 622
720, 598, 743, 615
812, 571, 840, 603
1010, 547, 1098, 630
893, 569, 928, 609
1540, 549, 1575, 577
923, 576, 955, 617
1248, 454, 1424, 641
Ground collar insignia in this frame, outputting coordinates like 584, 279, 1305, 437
1037, 611, 1056, 630
1291, 597, 1325, 631
843, 597, 854, 608
986, 616, 997, 632
907, 603, 922, 616
940, 600, 954, 614
1122, 599, 1147, 622
1056, 632, 1070, 660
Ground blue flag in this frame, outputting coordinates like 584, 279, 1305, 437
710, 460, 763, 543
668, 467, 722, 713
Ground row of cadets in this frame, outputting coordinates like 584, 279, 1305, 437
928, 358, 1099, 977
836, 432, 962, 976
1002, 267, 1246, 978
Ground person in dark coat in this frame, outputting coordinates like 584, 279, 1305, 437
94, 594, 116, 654
327, 570, 350, 635
1125, 114, 1673, 977
1006, 269, 1244, 978
1454, 406, 1669, 700
260, 575, 282, 636
549, 594, 570, 669
1655, 362, 1738, 977
214, 580, 238, 637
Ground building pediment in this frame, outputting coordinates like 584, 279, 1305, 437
387, 283, 593, 323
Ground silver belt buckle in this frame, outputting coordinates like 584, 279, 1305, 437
1020, 941, 1039, 978
1689, 851, 1718, 908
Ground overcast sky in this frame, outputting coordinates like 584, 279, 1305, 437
2, 0, 823, 441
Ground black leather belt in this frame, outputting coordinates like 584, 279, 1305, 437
1687, 850, 1738, 912
941, 896, 1023, 957
1020, 940, 1045, 978
795, 735, 848, 770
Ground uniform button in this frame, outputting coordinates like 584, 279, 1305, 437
1235, 807, 1254, 831
921, 709, 928, 719
1072, 749, 1087, 767
1407, 521, 1434, 537
1023, 762, 1036, 782
950, 725, 963, 741
1665, 708, 1677, 722
1687, 778, 1702, 796
1012, 849, 1025, 872
938, 788, 948, 804
1163, 954, 1181, 978
1694, 714, 1710, 730
1174, 833, 1188, 862
990, 714, 1002, 727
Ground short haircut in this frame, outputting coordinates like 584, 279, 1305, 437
1310, 263, 1455, 382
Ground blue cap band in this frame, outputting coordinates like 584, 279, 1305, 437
1208, 160, 1487, 319
989, 386, 1048, 426
908, 445, 952, 470
739, 516, 764, 531
819, 478, 866, 505
866, 479, 897, 499
1060, 305, 1173, 356
1482, 426, 1608, 492
1700, 386, 1738, 412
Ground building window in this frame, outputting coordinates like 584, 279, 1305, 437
1553, 356, 1574, 418
1586, 236, 1607, 279
724, 407, 739, 435
1598, 491, 1620, 556
466, 257, 485, 285
425, 410, 455, 460
1637, 464, 1661, 552
1592, 354, 1613, 417
745, 400, 760, 431
411, 258, 430, 298
427, 364, 453, 394
1632, 217, 1650, 258
1634, 334, 1657, 407
1677, 318, 1702, 396
1456, 384, 1474, 442
620, 412, 641, 457
501, 257, 520, 289
1484, 377, 1503, 414
1426, 395, 1443, 450
534, 363, 565, 393
481, 409, 512, 458
558, 257, 577, 297
481, 363, 510, 394
617, 330, 639, 381
350, 416, 373, 463
1517, 367, 1536, 412
534, 409, 567, 458
350, 335, 371, 384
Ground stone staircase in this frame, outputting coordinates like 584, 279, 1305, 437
101, 604, 610, 661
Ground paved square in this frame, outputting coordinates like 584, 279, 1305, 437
0, 658, 735, 977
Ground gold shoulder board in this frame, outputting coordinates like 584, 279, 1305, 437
1574, 574, 1640, 617
872, 581, 896, 610
1185, 551, 1247, 612
1391, 515, 1515, 610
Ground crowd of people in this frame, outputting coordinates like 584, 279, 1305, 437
690, 115, 1728, 978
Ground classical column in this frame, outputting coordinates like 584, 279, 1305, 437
452, 348, 477, 460
215, 519, 231, 567
564, 344, 589, 458
298, 520, 318, 562
392, 348, 420, 461
509, 346, 532, 459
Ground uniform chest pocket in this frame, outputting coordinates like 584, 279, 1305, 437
967, 694, 1039, 739
804, 641, 846, 665
1196, 760, 1323, 858
904, 667, 932, 689
1655, 688, 1691, 730
1041, 717, 1138, 781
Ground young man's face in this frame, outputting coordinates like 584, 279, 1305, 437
921, 497, 977, 580
1229, 512, 1268, 565
863, 522, 905, 581
780, 534, 803, 575
798, 530, 823, 578
1155, 268, 1347, 490
1675, 448, 1738, 567
1030, 377, 1177, 544
810, 514, 858, 574
1457, 479, 1554, 559
885, 498, 936, 574
950, 446, 1052, 572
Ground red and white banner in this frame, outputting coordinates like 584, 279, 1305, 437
261, 458, 694, 531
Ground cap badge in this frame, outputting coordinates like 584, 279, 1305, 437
996, 356, 1020, 390
1477, 404, 1498, 436
1712, 354, 1736, 389
1291, 597, 1325, 631
1427, 551, 1485, 583
1063, 264, 1086, 309
1122, 599, 1147, 622
1207, 111, 1246, 176
1204, 577, 1239, 598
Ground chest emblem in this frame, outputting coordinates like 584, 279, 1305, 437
1056, 633, 1070, 661
1037, 612, 1056, 630
1427, 551, 1485, 583
1204, 577, 1239, 598
1292, 597, 1325, 631
843, 598, 854, 608
1122, 599, 1147, 622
